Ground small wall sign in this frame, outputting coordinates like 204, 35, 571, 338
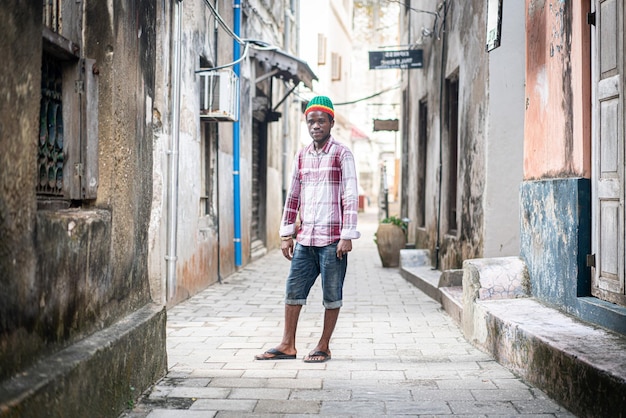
369, 49, 423, 70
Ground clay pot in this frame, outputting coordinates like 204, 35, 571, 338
375, 223, 407, 267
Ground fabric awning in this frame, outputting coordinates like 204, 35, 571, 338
249, 47, 317, 90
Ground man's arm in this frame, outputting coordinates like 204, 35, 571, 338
279, 153, 302, 238
339, 149, 361, 241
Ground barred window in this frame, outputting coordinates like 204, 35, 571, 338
39, 55, 64, 196
39, 1, 99, 205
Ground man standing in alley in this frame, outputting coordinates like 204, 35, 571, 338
255, 96, 360, 363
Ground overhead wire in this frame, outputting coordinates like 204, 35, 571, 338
198, 2, 280, 72
201, 0, 401, 107
333, 84, 402, 106
203, 0, 245, 45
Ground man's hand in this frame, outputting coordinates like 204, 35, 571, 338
336, 239, 352, 260
281, 238, 295, 260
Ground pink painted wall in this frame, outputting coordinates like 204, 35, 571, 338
524, 0, 591, 180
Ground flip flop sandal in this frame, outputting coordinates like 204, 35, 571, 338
303, 350, 331, 363
254, 347, 297, 360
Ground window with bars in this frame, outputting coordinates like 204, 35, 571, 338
39, 0, 99, 204
38, 55, 65, 196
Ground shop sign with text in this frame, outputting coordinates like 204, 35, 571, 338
368, 49, 423, 70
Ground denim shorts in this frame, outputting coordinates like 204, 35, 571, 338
285, 241, 348, 309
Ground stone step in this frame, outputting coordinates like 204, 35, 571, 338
399, 248, 626, 417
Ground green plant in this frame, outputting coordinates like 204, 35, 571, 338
374, 215, 409, 244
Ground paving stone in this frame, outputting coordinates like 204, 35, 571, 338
513, 399, 577, 416
121, 209, 574, 417
448, 400, 520, 415
411, 388, 475, 401
167, 387, 230, 399
289, 389, 352, 401
228, 388, 291, 400
320, 400, 385, 416
385, 400, 452, 415
208, 377, 267, 388
188, 399, 256, 411
146, 410, 216, 418
254, 399, 320, 414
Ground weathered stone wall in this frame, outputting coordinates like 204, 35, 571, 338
403, 0, 489, 270
0, 1, 166, 415
0, 0, 43, 381
519, 1, 626, 334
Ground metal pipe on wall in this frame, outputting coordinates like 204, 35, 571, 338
233, 0, 242, 266
166, 0, 183, 301
281, 2, 294, 203
434, 1, 448, 270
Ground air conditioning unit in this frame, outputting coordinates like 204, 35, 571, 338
199, 69, 239, 122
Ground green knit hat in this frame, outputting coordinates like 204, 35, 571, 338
305, 96, 334, 119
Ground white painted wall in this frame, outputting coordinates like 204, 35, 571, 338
483, 0, 525, 257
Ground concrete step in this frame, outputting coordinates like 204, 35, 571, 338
440, 285, 463, 325
399, 249, 626, 417
400, 265, 441, 302
477, 298, 626, 417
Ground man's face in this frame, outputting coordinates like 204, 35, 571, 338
306, 110, 334, 146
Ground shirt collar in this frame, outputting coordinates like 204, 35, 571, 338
306, 135, 335, 155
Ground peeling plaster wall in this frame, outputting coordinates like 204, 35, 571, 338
150, 0, 299, 304
151, 1, 233, 305
0, 0, 42, 380
85, 0, 156, 315
518, 1, 626, 335
0, 0, 166, 412
404, 0, 524, 270
484, 1, 525, 257
524, 0, 590, 179
520, 179, 591, 307
0, 0, 159, 376
521, 1, 597, 320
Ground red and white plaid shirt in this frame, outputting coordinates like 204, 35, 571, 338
280, 136, 361, 246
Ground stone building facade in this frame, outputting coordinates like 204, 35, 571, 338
0, 0, 314, 415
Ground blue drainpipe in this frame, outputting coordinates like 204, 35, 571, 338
233, 0, 242, 266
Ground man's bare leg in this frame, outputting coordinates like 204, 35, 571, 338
255, 304, 302, 359
305, 307, 340, 362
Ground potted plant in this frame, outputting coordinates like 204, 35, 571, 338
374, 215, 409, 267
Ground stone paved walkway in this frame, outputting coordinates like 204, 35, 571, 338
121, 209, 575, 417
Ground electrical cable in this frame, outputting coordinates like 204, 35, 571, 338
199, 1, 280, 72
386, 0, 439, 39
196, 42, 250, 72
334, 84, 402, 106
203, 0, 245, 45
294, 83, 401, 107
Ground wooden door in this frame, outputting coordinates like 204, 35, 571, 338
591, 0, 626, 305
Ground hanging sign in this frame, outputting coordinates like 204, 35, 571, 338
369, 49, 423, 70
373, 119, 399, 131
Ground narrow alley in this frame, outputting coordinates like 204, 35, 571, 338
121, 208, 574, 417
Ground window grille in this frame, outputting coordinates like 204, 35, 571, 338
39, 0, 99, 204
38, 55, 64, 196
43, 0, 63, 33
